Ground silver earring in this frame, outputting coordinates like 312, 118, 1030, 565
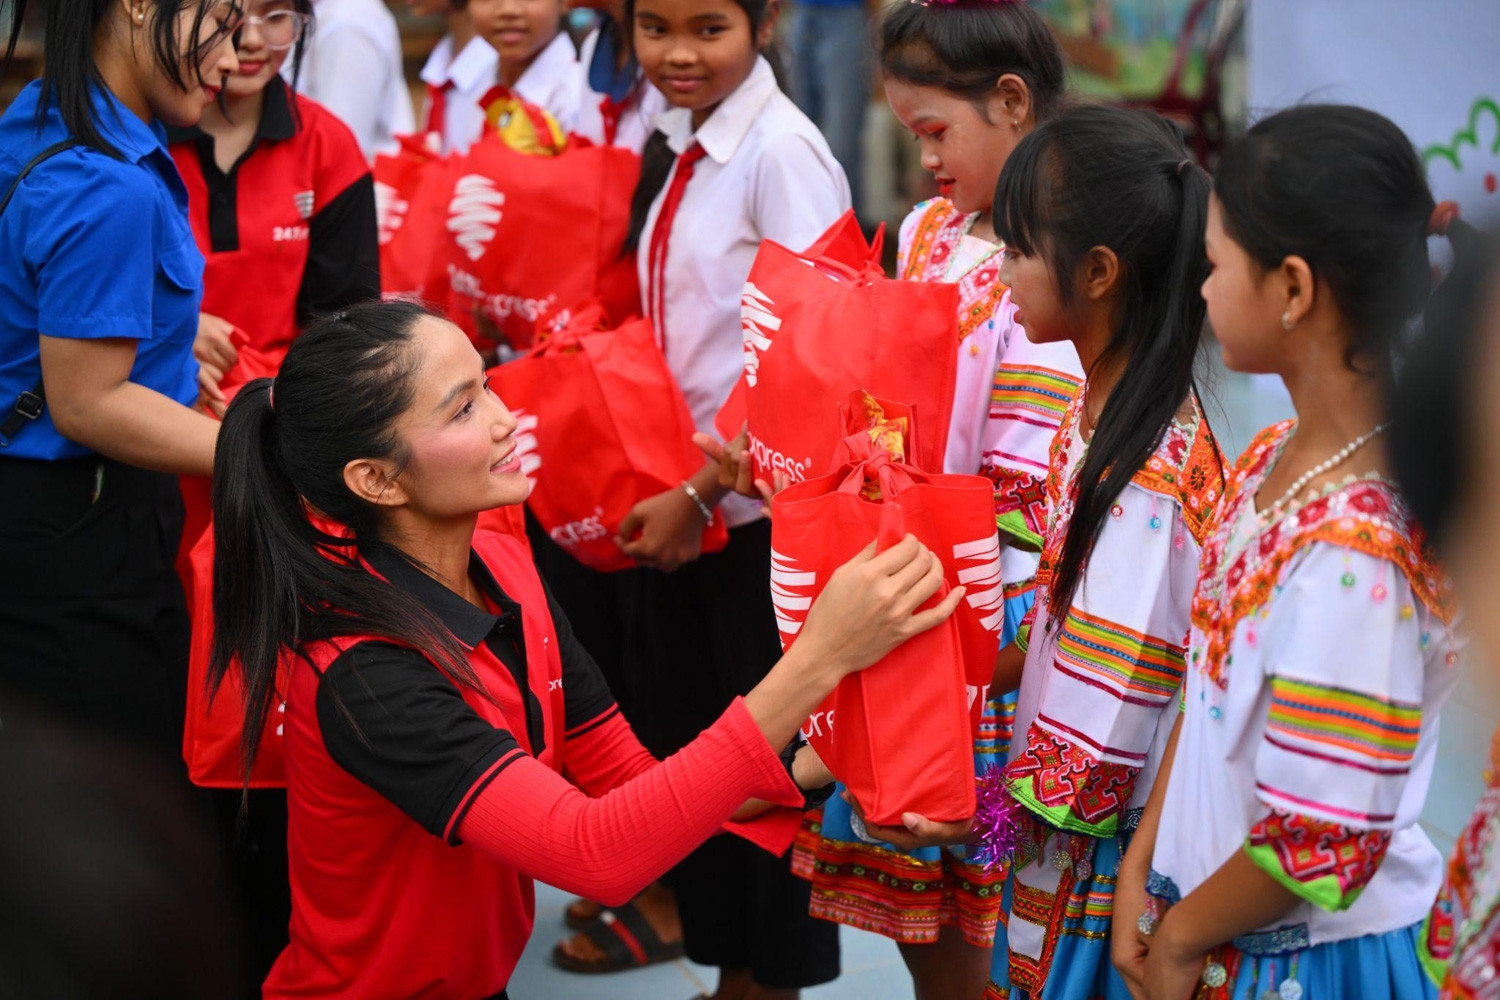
1281, 312, 1296, 331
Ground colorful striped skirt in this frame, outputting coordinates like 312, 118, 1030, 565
985, 823, 1135, 1000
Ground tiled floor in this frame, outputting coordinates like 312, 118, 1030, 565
510, 882, 909, 999
510, 368, 1498, 998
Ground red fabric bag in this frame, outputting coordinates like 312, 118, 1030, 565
768, 397, 1005, 825
444, 130, 641, 350
715, 211, 961, 484
374, 135, 460, 306
488, 306, 727, 571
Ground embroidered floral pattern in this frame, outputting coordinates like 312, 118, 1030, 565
1244, 808, 1392, 912
1190, 421, 1456, 692
1423, 776, 1500, 996
900, 198, 1008, 342
1004, 726, 1141, 835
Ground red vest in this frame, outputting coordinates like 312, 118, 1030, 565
264, 531, 564, 1000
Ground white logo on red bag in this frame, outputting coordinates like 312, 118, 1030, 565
374, 181, 408, 246
447, 175, 506, 262
748, 433, 813, 485
770, 548, 816, 648
953, 535, 1007, 636
740, 281, 781, 387
550, 507, 609, 550
446, 264, 557, 325
511, 408, 542, 494
801, 708, 835, 741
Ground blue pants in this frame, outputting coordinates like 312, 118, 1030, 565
789, 3, 872, 216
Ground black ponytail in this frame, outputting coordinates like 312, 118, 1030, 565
210, 302, 482, 782
878, 0, 1066, 124
4, 0, 242, 157
1391, 220, 1499, 545
620, 0, 779, 253
996, 106, 1210, 617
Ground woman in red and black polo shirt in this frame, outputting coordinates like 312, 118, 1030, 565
210, 300, 962, 1000
168, 0, 378, 404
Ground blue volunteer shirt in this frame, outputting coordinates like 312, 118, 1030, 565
0, 79, 204, 461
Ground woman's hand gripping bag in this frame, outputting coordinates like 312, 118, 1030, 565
716, 211, 961, 484
443, 99, 641, 351
769, 397, 1005, 825
374, 134, 461, 306
487, 306, 728, 571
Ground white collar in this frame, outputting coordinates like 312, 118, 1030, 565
513, 32, 576, 94
654, 56, 777, 165
420, 34, 500, 91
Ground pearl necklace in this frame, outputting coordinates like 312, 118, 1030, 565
1258, 422, 1390, 519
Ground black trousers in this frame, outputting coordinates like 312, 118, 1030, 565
616, 520, 840, 989
0, 456, 190, 763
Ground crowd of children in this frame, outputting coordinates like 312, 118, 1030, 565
0, 0, 1496, 999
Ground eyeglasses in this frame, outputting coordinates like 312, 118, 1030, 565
236, 10, 310, 51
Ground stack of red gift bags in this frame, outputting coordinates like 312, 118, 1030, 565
373, 94, 641, 351
768, 394, 1005, 825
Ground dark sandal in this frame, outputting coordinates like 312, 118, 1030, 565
563, 897, 603, 931
551, 901, 685, 974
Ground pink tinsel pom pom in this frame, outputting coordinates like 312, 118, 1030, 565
971, 764, 1027, 870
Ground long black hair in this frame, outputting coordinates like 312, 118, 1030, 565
996, 106, 1211, 617
1390, 224, 1496, 544
1215, 104, 1448, 378
4, 0, 243, 157
210, 302, 484, 781
622, 0, 777, 253
878, 0, 1066, 123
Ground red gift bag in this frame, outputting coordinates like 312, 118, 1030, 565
769, 399, 1004, 825
183, 525, 293, 788
488, 306, 727, 571
444, 129, 641, 350
715, 210, 961, 484
374, 135, 461, 306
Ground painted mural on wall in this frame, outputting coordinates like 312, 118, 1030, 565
1035, 0, 1211, 100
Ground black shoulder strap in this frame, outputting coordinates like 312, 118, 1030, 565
1, 138, 83, 448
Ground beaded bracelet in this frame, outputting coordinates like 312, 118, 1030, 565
680, 481, 715, 527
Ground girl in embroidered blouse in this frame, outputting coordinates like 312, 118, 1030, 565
1389, 212, 1496, 996
778, 4, 1084, 997
1113, 105, 1464, 1000
977, 105, 1226, 1000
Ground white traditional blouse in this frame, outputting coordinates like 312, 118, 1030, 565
895, 198, 1084, 593
1150, 420, 1460, 953
1004, 388, 1225, 834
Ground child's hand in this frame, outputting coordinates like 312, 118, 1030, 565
845, 790, 975, 851
1111, 848, 1154, 1000
615, 486, 707, 573
693, 429, 758, 498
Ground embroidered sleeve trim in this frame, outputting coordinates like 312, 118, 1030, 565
1243, 808, 1392, 912
1055, 607, 1186, 708
1003, 724, 1141, 836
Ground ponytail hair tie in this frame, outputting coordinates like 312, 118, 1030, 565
1175, 158, 1193, 177
332, 310, 350, 324
1427, 201, 1460, 238
268, 379, 277, 412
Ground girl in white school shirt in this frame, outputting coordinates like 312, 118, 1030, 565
573, 0, 669, 152
606, 0, 851, 995
470, 0, 582, 133
408, 0, 498, 156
